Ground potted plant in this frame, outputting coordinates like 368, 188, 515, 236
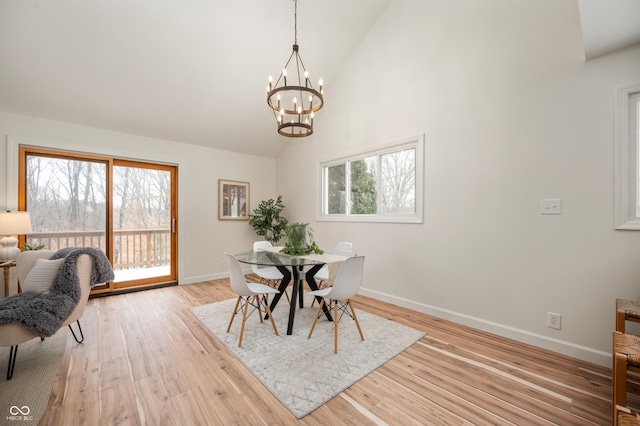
248, 196, 289, 244
21, 242, 46, 251
282, 222, 323, 256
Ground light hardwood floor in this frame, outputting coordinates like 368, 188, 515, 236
39, 276, 614, 425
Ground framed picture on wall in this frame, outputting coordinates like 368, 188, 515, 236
218, 179, 250, 220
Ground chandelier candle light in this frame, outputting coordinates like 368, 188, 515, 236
266, 0, 323, 138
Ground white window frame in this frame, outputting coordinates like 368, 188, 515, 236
615, 83, 640, 229
317, 134, 424, 224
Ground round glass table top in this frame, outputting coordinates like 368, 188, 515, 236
234, 246, 355, 267
234, 249, 325, 267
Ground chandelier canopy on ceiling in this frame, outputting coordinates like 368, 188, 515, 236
266, 0, 323, 138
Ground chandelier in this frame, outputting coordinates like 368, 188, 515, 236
266, 0, 323, 138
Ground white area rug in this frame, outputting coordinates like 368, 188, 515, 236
190, 296, 425, 418
0, 328, 67, 426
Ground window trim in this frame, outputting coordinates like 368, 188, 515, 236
317, 134, 424, 224
614, 83, 640, 229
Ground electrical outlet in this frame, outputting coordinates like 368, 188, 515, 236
220, 261, 225, 270
547, 312, 562, 330
541, 199, 562, 215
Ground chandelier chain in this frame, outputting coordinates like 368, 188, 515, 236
294, 0, 298, 45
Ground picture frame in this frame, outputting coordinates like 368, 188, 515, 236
218, 179, 250, 220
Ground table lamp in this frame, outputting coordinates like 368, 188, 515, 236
0, 211, 32, 262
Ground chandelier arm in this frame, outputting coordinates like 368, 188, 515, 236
298, 87, 307, 112
295, 56, 303, 110
273, 50, 297, 87
282, 49, 296, 73
293, 53, 310, 112
295, 55, 301, 87
293, 52, 318, 92
294, 52, 307, 76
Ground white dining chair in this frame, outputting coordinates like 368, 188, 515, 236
308, 255, 365, 354
311, 241, 353, 308
313, 241, 353, 284
252, 241, 290, 303
225, 253, 280, 347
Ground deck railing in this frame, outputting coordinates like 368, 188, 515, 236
27, 229, 171, 270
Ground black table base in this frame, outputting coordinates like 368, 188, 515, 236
266, 263, 332, 335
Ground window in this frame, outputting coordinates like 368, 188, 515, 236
615, 83, 640, 229
319, 135, 424, 223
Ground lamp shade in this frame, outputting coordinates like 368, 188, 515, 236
0, 211, 32, 262
0, 211, 32, 235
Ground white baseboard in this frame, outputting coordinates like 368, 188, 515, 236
176, 277, 610, 367
359, 287, 610, 367
180, 266, 252, 286
180, 272, 228, 285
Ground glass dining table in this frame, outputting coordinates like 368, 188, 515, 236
234, 247, 352, 335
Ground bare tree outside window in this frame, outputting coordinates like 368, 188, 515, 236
113, 166, 171, 231
26, 156, 107, 236
113, 165, 172, 274
381, 148, 415, 214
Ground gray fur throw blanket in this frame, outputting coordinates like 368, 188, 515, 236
0, 247, 114, 337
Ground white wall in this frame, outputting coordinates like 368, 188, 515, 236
276, 0, 640, 366
0, 110, 276, 291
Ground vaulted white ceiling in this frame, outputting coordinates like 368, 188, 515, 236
578, 0, 640, 60
0, 0, 392, 158
0, 0, 638, 158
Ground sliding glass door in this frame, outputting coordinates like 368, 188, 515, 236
112, 160, 176, 288
19, 148, 177, 293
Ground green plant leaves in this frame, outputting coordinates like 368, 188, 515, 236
248, 195, 288, 244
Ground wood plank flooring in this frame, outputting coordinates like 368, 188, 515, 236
38, 276, 614, 425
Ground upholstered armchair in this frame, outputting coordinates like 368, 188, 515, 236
0, 250, 93, 379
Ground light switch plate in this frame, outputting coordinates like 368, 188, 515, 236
541, 199, 562, 215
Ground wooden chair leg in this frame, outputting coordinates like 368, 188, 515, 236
334, 300, 339, 354
308, 299, 325, 338
255, 295, 264, 324
616, 309, 626, 333
613, 351, 628, 425
263, 297, 279, 336
348, 299, 364, 341
227, 297, 241, 332
238, 296, 249, 347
